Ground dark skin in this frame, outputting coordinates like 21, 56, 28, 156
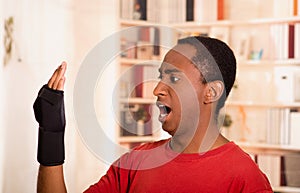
153, 44, 228, 153
36, 44, 229, 192
37, 62, 67, 193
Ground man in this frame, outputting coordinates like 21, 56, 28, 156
34, 36, 273, 192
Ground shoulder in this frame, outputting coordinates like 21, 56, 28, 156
224, 142, 273, 192
133, 138, 170, 151
223, 143, 263, 175
115, 138, 170, 170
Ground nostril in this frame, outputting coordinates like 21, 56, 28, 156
153, 82, 167, 96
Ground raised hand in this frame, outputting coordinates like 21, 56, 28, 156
33, 62, 67, 166
48, 62, 67, 91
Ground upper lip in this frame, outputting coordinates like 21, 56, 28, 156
156, 101, 171, 114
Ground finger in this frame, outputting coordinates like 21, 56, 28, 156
57, 76, 66, 91
48, 68, 59, 89
52, 62, 67, 90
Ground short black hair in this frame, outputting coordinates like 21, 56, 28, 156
177, 36, 236, 115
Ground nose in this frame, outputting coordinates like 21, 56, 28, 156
153, 81, 168, 97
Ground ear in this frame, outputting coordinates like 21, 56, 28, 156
203, 81, 224, 104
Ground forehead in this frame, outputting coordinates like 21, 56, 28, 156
160, 44, 197, 73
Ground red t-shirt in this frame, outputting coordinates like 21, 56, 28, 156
84, 140, 273, 193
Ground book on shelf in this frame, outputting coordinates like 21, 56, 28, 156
133, 65, 144, 97
273, 0, 295, 18
147, 0, 186, 23
120, 0, 135, 20
266, 108, 291, 145
283, 154, 300, 187
121, 40, 137, 59
119, 64, 158, 99
258, 154, 300, 189
295, 23, 300, 59
142, 65, 159, 99
257, 155, 281, 187
217, 0, 224, 20
266, 108, 300, 147
152, 27, 160, 57
229, 25, 271, 61
274, 66, 300, 103
120, 0, 147, 20
121, 26, 161, 60
269, 23, 300, 60
298, 0, 300, 16
269, 24, 289, 60
136, 0, 147, 20
119, 65, 135, 98
186, 0, 194, 21
194, 0, 217, 22
192, 0, 224, 22
120, 104, 153, 137
290, 111, 300, 147
136, 41, 153, 60
146, 0, 224, 23
288, 24, 295, 59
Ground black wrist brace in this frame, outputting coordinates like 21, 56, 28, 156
33, 85, 66, 166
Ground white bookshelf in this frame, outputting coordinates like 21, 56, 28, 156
120, 58, 160, 66
172, 16, 300, 28
118, 1, 300, 191
273, 186, 300, 193
118, 17, 163, 145
238, 141, 300, 155
238, 59, 300, 67
120, 19, 160, 27
226, 101, 300, 108
119, 97, 156, 104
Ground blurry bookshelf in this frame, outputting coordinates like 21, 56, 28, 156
118, 0, 300, 191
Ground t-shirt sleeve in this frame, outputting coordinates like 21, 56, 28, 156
83, 164, 120, 193
82, 153, 133, 193
82, 141, 167, 193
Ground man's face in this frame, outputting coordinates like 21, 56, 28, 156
153, 44, 207, 137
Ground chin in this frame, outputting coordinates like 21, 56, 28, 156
162, 125, 176, 136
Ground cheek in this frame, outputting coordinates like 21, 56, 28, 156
176, 84, 201, 113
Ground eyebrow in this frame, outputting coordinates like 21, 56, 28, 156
158, 68, 181, 74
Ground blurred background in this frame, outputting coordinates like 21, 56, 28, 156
1, 0, 300, 192
0, 0, 119, 192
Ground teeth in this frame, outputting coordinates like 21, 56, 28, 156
157, 102, 171, 121
160, 113, 168, 118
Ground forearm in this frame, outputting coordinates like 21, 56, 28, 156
37, 165, 67, 193
34, 63, 67, 193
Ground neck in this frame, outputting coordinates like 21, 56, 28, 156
169, 116, 229, 154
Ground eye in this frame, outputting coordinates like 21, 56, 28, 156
170, 75, 180, 83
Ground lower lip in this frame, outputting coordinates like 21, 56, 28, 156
159, 113, 169, 123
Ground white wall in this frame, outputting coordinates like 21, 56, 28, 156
69, 0, 119, 192
1, 0, 119, 192
0, 0, 5, 191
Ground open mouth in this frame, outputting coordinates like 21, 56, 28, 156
156, 102, 172, 122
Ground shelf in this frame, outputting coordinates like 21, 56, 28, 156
226, 101, 300, 108
121, 15, 300, 29
172, 20, 232, 28
120, 58, 161, 66
118, 5, 300, 193
171, 16, 300, 29
238, 59, 300, 67
118, 136, 156, 143
120, 97, 156, 104
120, 19, 161, 27
273, 186, 300, 193
237, 141, 300, 155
